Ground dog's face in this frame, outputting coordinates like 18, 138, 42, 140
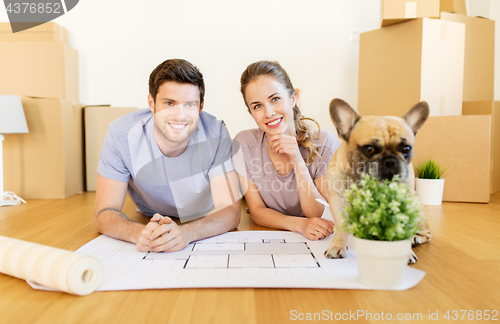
330, 99, 429, 183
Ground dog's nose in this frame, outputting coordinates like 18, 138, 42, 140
384, 157, 398, 169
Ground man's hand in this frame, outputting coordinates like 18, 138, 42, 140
135, 219, 159, 252
145, 213, 191, 252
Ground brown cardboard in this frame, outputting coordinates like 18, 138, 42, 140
413, 115, 491, 203
381, 0, 440, 27
358, 18, 465, 117
0, 22, 68, 42
462, 101, 500, 194
84, 106, 139, 191
0, 42, 78, 102
381, 0, 467, 27
440, 0, 467, 15
441, 12, 495, 102
3, 97, 84, 199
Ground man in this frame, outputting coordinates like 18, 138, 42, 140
94, 59, 241, 252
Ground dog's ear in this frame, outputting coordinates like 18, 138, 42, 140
403, 101, 429, 135
329, 99, 361, 141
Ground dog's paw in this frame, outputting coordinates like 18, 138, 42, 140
324, 245, 347, 259
412, 230, 431, 247
408, 249, 418, 264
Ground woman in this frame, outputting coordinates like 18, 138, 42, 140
233, 60, 340, 240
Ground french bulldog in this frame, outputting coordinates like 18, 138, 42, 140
324, 99, 431, 264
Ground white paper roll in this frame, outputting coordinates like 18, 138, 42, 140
0, 235, 102, 296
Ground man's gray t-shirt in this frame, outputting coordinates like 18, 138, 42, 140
98, 108, 234, 221
233, 128, 339, 217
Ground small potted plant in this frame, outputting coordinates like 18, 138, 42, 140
344, 174, 423, 289
415, 159, 446, 205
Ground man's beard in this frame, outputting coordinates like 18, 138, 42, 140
154, 116, 198, 144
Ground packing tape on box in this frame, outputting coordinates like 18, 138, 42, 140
441, 20, 448, 42
405, 2, 417, 19
0, 235, 102, 296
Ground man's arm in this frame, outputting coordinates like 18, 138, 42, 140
94, 174, 154, 251
148, 170, 242, 252
187, 169, 242, 242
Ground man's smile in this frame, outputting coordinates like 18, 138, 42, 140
168, 122, 189, 130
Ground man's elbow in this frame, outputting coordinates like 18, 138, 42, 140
229, 199, 242, 230
93, 214, 106, 235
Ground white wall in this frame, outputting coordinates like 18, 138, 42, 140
1, 0, 498, 137
1, 0, 380, 136
486, 1, 500, 103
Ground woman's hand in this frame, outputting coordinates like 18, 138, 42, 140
267, 134, 302, 167
299, 217, 335, 241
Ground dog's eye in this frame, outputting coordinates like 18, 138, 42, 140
400, 145, 412, 157
363, 145, 375, 156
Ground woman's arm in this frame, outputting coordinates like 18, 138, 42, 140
268, 134, 328, 218
293, 159, 329, 217
240, 174, 333, 240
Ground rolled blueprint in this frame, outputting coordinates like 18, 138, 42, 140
0, 235, 102, 296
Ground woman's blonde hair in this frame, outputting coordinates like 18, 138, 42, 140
240, 60, 321, 165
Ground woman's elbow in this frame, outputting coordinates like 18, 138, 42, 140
303, 207, 324, 218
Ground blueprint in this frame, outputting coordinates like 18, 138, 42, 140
54, 230, 425, 291
27, 205, 425, 291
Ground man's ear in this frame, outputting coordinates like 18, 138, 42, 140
403, 101, 429, 135
329, 98, 361, 141
200, 101, 204, 112
148, 94, 155, 114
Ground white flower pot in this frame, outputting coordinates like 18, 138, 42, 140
351, 236, 411, 289
415, 178, 445, 205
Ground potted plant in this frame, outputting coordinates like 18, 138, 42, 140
415, 159, 446, 205
344, 174, 423, 289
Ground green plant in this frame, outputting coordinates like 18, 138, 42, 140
343, 173, 423, 241
415, 159, 446, 179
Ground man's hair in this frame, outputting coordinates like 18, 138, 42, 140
149, 59, 205, 103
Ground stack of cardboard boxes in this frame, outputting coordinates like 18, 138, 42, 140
84, 106, 138, 191
0, 22, 83, 199
358, 0, 497, 202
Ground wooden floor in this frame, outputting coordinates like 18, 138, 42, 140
0, 192, 499, 324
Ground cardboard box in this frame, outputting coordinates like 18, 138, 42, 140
381, 0, 466, 27
0, 42, 78, 102
0, 22, 68, 42
358, 18, 465, 117
462, 101, 500, 194
382, 0, 440, 27
413, 115, 491, 203
440, 0, 467, 15
3, 97, 84, 199
84, 106, 139, 191
441, 12, 495, 102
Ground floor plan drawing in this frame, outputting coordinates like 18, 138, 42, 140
43, 230, 426, 291
26, 200, 425, 292
143, 235, 321, 271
